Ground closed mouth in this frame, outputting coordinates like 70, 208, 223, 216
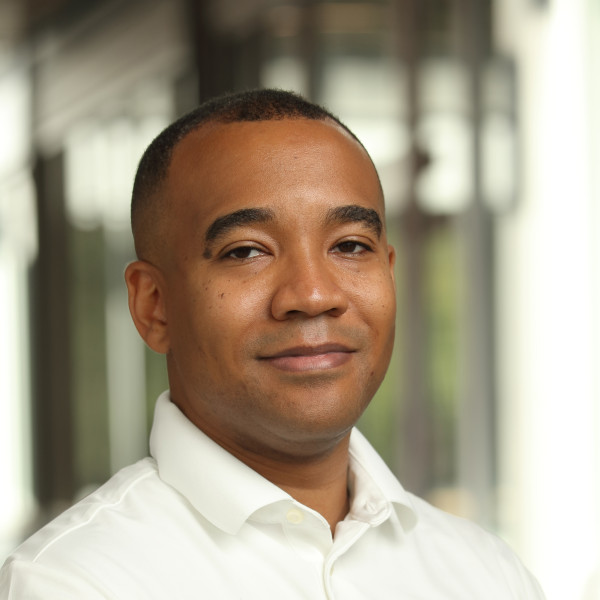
260, 343, 354, 359
259, 343, 355, 372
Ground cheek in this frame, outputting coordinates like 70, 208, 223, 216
352, 271, 396, 321
354, 276, 396, 370
191, 277, 270, 341
217, 272, 267, 304
214, 284, 266, 315
380, 284, 397, 351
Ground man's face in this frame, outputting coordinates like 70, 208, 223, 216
158, 118, 396, 461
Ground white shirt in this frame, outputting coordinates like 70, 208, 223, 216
0, 391, 545, 599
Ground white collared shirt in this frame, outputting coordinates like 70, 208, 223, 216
0, 391, 545, 599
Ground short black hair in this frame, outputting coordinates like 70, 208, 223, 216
131, 88, 370, 259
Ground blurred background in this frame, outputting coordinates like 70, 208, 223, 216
0, 0, 598, 597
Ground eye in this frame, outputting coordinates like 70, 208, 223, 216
332, 240, 372, 254
224, 246, 264, 260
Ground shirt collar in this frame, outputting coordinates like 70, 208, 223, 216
150, 391, 417, 535
348, 428, 417, 532
149, 391, 290, 535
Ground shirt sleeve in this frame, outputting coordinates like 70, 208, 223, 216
0, 559, 113, 600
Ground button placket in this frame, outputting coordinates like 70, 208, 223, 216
323, 520, 370, 599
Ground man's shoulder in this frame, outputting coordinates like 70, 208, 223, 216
7, 457, 164, 564
0, 455, 228, 599
407, 491, 509, 552
406, 492, 545, 597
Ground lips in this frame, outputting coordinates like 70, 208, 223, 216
259, 343, 355, 373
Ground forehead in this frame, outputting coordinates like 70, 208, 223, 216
164, 118, 383, 232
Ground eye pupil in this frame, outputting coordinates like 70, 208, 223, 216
231, 247, 254, 259
339, 241, 358, 253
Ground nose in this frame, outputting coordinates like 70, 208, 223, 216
270, 255, 349, 320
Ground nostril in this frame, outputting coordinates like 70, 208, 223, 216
270, 278, 349, 320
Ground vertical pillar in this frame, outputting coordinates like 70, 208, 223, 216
30, 151, 75, 509
393, 0, 436, 496
455, 0, 498, 529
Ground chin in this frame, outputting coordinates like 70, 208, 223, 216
259, 411, 362, 456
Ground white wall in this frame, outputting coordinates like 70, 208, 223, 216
0, 62, 36, 560
495, 0, 600, 597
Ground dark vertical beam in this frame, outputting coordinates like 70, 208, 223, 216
456, 0, 497, 527
30, 151, 75, 507
299, 0, 320, 101
185, 0, 237, 101
393, 0, 435, 496
184, 0, 263, 103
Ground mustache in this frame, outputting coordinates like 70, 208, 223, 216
246, 321, 371, 356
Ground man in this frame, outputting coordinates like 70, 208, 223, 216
0, 89, 545, 598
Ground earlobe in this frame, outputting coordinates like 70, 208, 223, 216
124, 260, 170, 354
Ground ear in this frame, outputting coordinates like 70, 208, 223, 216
124, 260, 170, 354
387, 244, 396, 285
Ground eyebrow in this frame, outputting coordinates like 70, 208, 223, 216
326, 205, 383, 238
202, 203, 383, 258
203, 207, 275, 257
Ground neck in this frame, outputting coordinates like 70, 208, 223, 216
231, 433, 352, 535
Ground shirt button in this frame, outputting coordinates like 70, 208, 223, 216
286, 508, 304, 524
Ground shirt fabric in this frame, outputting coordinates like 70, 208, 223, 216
0, 391, 545, 599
